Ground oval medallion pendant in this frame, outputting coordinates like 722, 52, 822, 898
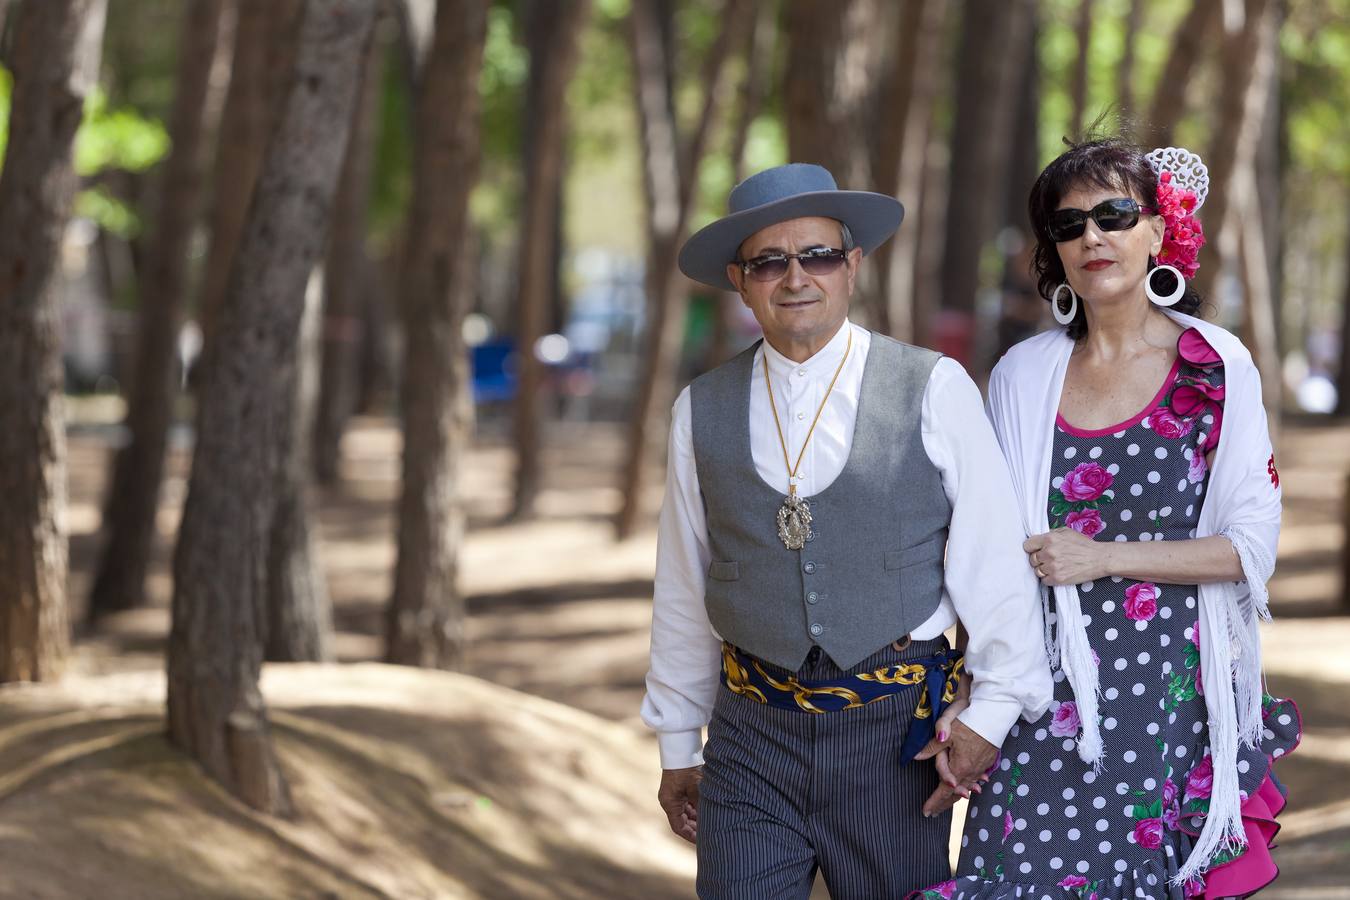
776, 494, 812, 550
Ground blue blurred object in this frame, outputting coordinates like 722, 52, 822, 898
471, 339, 517, 404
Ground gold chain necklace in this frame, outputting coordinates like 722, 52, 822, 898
763, 326, 853, 550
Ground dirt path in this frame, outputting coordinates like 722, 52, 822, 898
60, 409, 1350, 895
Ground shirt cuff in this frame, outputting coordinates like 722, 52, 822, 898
657, 729, 706, 769
957, 696, 1023, 749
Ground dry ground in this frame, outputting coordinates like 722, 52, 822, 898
4, 406, 1348, 898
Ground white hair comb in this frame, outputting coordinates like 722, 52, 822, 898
1146, 147, 1209, 212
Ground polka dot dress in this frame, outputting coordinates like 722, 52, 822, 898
919, 330, 1300, 900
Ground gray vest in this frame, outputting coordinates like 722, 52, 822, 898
690, 333, 952, 671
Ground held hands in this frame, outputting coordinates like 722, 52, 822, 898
915, 673, 995, 816
1024, 527, 1110, 586
658, 766, 702, 843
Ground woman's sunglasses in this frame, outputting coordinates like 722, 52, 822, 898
1046, 198, 1155, 243
739, 247, 849, 283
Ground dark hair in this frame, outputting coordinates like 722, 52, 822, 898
1027, 138, 1203, 340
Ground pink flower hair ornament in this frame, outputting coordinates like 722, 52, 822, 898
1146, 147, 1209, 281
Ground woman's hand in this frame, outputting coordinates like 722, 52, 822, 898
914, 673, 988, 811
1024, 527, 1110, 586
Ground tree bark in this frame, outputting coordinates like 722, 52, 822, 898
784, 0, 898, 329
613, 0, 743, 541
884, 0, 949, 344
938, 0, 1034, 364
385, 0, 488, 669
0, 0, 15, 48
1117, 0, 1144, 129
1144, 0, 1222, 147
1336, 215, 1350, 416
997, 4, 1045, 360
196, 0, 304, 351
509, 0, 593, 522
0, 0, 107, 682
266, 268, 335, 662
707, 0, 776, 369
313, 4, 387, 486
783, 0, 844, 171
1342, 472, 1350, 613
88, 0, 227, 623
167, 0, 377, 814
1069, 0, 1094, 136
1192, 0, 1275, 303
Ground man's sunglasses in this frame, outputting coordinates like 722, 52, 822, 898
739, 247, 849, 283
1046, 198, 1155, 243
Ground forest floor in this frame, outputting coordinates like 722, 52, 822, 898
2, 405, 1348, 898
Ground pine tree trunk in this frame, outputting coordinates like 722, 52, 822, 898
1068, 0, 1094, 136
385, 0, 488, 669
996, 4, 1044, 360
1336, 216, 1350, 416
784, 0, 896, 329
313, 5, 387, 486
196, 0, 304, 350
1117, 0, 1144, 127
613, 0, 743, 541
1145, 0, 1222, 147
0, 0, 107, 682
1192, 0, 1275, 303
167, 0, 377, 814
706, 0, 775, 368
509, 0, 593, 522
938, 0, 1033, 363
884, 0, 949, 344
88, 0, 226, 623
266, 268, 335, 662
356, 253, 392, 414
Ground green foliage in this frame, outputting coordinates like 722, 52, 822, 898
474, 0, 529, 244
1035, 0, 1204, 163
73, 87, 169, 237
0, 67, 166, 238
565, 0, 644, 256
76, 185, 142, 237
1284, 1, 1350, 177
74, 87, 170, 177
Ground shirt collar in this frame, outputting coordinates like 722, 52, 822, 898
760, 319, 854, 381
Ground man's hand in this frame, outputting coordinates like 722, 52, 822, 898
658, 766, 703, 843
920, 718, 997, 817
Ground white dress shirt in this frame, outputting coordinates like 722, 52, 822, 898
641, 320, 1054, 769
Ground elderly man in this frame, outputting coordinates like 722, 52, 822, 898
640, 164, 1054, 898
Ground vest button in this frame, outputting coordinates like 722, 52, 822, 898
806, 591, 819, 604
809, 623, 824, 636
803, 561, 816, 574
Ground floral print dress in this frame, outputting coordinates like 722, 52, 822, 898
915, 329, 1300, 900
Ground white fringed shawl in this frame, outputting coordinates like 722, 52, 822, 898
984, 311, 1281, 885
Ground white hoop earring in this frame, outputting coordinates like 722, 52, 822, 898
1051, 283, 1078, 325
1146, 264, 1186, 307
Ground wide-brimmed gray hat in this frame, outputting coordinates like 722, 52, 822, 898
678, 163, 904, 292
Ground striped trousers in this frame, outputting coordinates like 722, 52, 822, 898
696, 638, 953, 899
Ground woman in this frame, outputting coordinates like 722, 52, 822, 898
915, 140, 1299, 898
